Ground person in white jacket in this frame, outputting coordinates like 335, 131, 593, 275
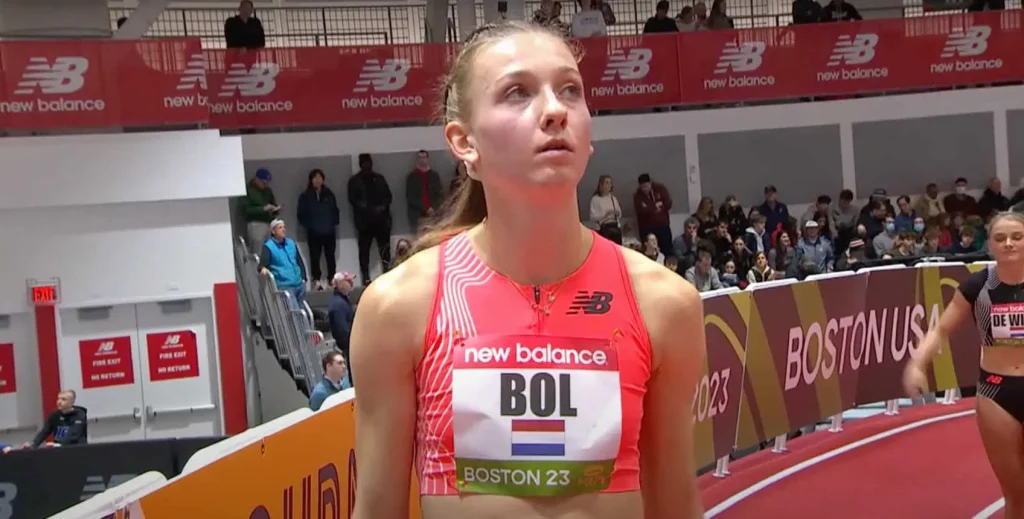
590, 174, 623, 244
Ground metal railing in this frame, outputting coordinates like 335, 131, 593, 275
233, 236, 335, 396
110, 0, 1022, 48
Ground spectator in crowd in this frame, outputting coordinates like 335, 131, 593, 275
919, 228, 942, 255
394, 238, 412, 265
309, 351, 352, 411
297, 169, 340, 291
405, 150, 444, 233
977, 177, 1009, 220
934, 213, 954, 249
571, 0, 607, 38
795, 220, 834, 278
833, 189, 859, 233
769, 231, 796, 278
727, 237, 753, 281
891, 232, 917, 258
25, 390, 87, 449
719, 195, 748, 239
821, 0, 862, 21
720, 260, 740, 287
872, 214, 898, 257
242, 168, 279, 255
590, 175, 623, 244
643, 233, 666, 264
643, 1, 679, 33
859, 188, 894, 217
260, 219, 307, 308
664, 255, 680, 274
966, 214, 988, 247
813, 210, 834, 242
836, 238, 866, 270
634, 173, 673, 257
792, 0, 823, 23
799, 195, 835, 236
591, 0, 617, 24
949, 225, 979, 254
692, 196, 718, 237
348, 153, 393, 284
532, 0, 557, 23
224, 0, 265, 50
943, 177, 978, 216
913, 183, 945, 219
756, 185, 790, 237
747, 251, 774, 284
911, 215, 926, 235
744, 213, 771, 254
967, 0, 1004, 12
673, 217, 702, 272
858, 199, 887, 246
685, 248, 723, 292
706, 0, 735, 29
708, 220, 733, 263
675, 6, 704, 31
328, 272, 357, 383
893, 195, 915, 232
450, 162, 468, 196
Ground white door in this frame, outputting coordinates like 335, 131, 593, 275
136, 298, 220, 439
0, 312, 42, 446
57, 305, 146, 443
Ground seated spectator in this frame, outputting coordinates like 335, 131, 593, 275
914, 183, 946, 220
821, 0, 862, 21
720, 260, 741, 288
918, 228, 942, 255
685, 249, 723, 292
894, 195, 915, 232
890, 232, 917, 258
259, 219, 308, 308
664, 255, 681, 274
747, 251, 774, 284
643, 0, 679, 33
758, 185, 790, 235
934, 214, 954, 249
708, 220, 733, 263
943, 177, 978, 217
872, 215, 898, 258
769, 232, 797, 278
949, 225, 980, 254
309, 351, 352, 411
727, 237, 753, 280
978, 177, 1009, 220
673, 217, 702, 272
744, 213, 771, 255
719, 195, 749, 239
25, 390, 87, 449
858, 200, 887, 244
800, 195, 834, 235
836, 238, 867, 270
643, 233, 666, 264
812, 210, 834, 242
692, 197, 718, 237
965, 214, 988, 248
795, 220, 834, 278
329, 272, 357, 382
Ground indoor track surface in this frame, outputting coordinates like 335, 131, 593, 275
699, 399, 1007, 518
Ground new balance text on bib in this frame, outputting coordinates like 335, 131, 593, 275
451, 335, 623, 496
991, 303, 1024, 347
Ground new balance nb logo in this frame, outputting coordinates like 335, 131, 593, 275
601, 48, 652, 81
14, 56, 89, 95
354, 59, 410, 93
566, 291, 613, 315
97, 341, 115, 354
826, 34, 878, 67
80, 474, 137, 502
218, 62, 279, 98
164, 334, 181, 346
176, 52, 208, 91
986, 374, 1004, 385
714, 41, 765, 74
940, 25, 991, 58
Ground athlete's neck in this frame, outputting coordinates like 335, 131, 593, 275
996, 261, 1024, 285
473, 196, 592, 287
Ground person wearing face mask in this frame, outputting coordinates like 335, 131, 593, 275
872, 216, 898, 258
943, 177, 979, 217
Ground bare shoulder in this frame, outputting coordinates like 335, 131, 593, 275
620, 246, 704, 370
353, 246, 440, 361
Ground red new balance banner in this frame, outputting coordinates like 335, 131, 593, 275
0, 38, 206, 130
0, 12, 1022, 130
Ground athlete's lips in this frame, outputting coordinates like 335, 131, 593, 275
536, 138, 574, 154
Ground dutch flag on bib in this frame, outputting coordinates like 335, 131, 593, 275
510, 419, 566, 457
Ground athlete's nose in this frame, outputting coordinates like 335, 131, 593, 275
539, 87, 568, 131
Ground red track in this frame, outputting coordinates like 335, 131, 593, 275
699, 399, 1005, 518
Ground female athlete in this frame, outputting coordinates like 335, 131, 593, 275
904, 211, 1024, 517
350, 21, 706, 519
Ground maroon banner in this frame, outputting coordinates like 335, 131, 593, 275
696, 293, 748, 466
577, 34, 682, 111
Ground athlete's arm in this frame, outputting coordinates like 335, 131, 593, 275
910, 291, 972, 370
350, 250, 437, 519
626, 250, 707, 519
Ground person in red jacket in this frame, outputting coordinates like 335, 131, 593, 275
633, 173, 673, 257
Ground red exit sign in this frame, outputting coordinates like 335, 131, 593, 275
27, 279, 60, 306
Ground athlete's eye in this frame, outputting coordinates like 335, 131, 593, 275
504, 85, 530, 101
561, 83, 582, 98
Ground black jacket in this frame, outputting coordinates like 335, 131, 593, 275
297, 187, 340, 238
347, 170, 393, 231
224, 16, 266, 49
329, 291, 355, 353
33, 406, 88, 447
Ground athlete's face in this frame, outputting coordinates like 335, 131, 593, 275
990, 218, 1024, 262
447, 32, 593, 205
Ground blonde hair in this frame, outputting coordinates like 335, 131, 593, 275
989, 210, 1024, 229
400, 22, 577, 264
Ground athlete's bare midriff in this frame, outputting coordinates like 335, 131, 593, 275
981, 346, 1024, 376
420, 491, 644, 519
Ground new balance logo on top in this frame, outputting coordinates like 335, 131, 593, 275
713, 41, 765, 74
940, 25, 991, 58
826, 34, 878, 67
601, 48, 652, 81
14, 56, 89, 95
80, 474, 137, 502
176, 52, 208, 91
218, 62, 280, 97
566, 291, 613, 315
354, 59, 410, 93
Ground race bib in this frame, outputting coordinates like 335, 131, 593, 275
990, 303, 1024, 347
451, 335, 623, 496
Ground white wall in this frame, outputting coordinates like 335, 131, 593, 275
240, 85, 1024, 279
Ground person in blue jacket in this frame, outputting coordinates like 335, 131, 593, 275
309, 350, 351, 411
259, 219, 307, 308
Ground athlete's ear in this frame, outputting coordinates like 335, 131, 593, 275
588, 140, 594, 158
445, 121, 479, 175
